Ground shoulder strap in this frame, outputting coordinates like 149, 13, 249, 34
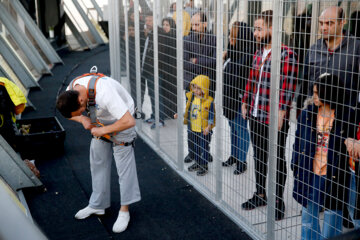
86, 74, 104, 124
68, 73, 105, 124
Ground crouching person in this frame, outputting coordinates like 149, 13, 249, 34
175, 75, 215, 176
291, 73, 356, 239
56, 72, 141, 233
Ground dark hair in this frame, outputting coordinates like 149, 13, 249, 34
229, 21, 255, 54
256, 10, 273, 27
56, 90, 81, 118
337, 7, 345, 20
162, 17, 176, 31
195, 11, 207, 23
314, 74, 347, 111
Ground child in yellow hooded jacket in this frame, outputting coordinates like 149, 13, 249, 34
176, 75, 215, 176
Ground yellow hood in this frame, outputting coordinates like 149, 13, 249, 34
190, 75, 210, 98
0, 77, 27, 114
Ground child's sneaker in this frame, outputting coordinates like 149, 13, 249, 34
188, 163, 200, 172
196, 165, 208, 176
144, 117, 155, 124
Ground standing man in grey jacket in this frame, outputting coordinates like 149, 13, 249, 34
183, 12, 216, 97
297, 6, 360, 109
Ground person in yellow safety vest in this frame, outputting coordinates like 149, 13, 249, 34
172, 3, 191, 36
0, 77, 27, 148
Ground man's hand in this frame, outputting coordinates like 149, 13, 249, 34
222, 51, 227, 61
190, 58, 197, 64
203, 125, 211, 136
91, 127, 106, 137
278, 110, 287, 131
345, 138, 360, 160
241, 103, 247, 119
174, 113, 178, 119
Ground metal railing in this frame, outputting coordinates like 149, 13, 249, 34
114, 0, 360, 239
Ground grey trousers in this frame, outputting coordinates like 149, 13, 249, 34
88, 138, 141, 209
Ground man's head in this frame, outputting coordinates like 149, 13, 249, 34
191, 12, 207, 36
128, 23, 135, 37
254, 10, 273, 46
186, 0, 194, 8
145, 14, 153, 31
170, 2, 176, 12
319, 6, 345, 40
56, 90, 86, 118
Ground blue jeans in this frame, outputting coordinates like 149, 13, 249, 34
348, 171, 360, 228
301, 175, 343, 240
188, 130, 212, 166
228, 112, 250, 163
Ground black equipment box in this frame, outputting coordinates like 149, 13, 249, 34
15, 117, 65, 159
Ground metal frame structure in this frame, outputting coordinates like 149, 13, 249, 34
9, 0, 63, 65
0, 2, 51, 75
0, 35, 39, 89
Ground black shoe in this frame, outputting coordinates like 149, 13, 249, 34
196, 165, 208, 176
275, 198, 285, 221
208, 154, 213, 162
242, 193, 267, 210
188, 163, 200, 172
184, 154, 193, 163
222, 156, 237, 167
234, 162, 247, 175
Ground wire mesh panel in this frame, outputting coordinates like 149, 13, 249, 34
123, 0, 360, 239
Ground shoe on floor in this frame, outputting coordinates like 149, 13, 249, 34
144, 117, 155, 124
188, 163, 200, 172
222, 156, 237, 167
113, 211, 130, 233
208, 154, 213, 162
196, 165, 208, 176
74, 206, 105, 219
150, 120, 164, 129
234, 161, 247, 175
184, 154, 193, 163
275, 198, 285, 221
242, 193, 267, 210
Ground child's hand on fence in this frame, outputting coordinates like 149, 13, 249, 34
203, 126, 211, 136
174, 113, 178, 119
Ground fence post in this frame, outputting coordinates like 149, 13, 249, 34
267, 0, 283, 239
134, 0, 142, 132
176, 0, 184, 171
215, 0, 224, 202
153, 0, 160, 145
124, 0, 131, 93
108, 0, 121, 82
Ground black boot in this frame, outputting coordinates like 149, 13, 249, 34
184, 154, 193, 163
234, 161, 247, 175
242, 193, 267, 210
222, 156, 236, 167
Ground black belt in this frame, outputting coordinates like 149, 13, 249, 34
93, 136, 136, 147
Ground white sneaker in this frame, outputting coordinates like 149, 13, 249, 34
112, 211, 130, 233
74, 206, 105, 219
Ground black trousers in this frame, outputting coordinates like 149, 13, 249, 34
249, 117, 289, 199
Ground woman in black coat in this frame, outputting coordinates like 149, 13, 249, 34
222, 21, 255, 174
157, 17, 177, 126
292, 73, 356, 239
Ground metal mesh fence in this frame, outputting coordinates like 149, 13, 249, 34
119, 0, 360, 239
